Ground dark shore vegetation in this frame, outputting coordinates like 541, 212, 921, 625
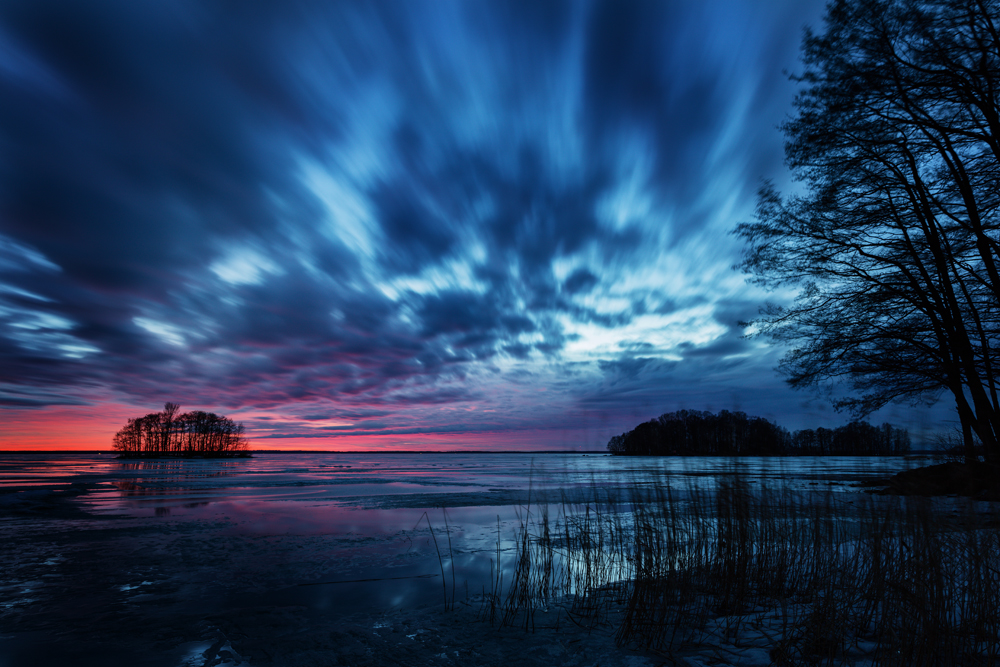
607, 409, 910, 456
883, 461, 1000, 501
112, 402, 249, 458
478, 477, 1000, 665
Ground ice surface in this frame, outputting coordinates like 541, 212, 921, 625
0, 452, 933, 666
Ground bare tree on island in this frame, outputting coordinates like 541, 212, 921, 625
736, 0, 1000, 463
112, 403, 249, 458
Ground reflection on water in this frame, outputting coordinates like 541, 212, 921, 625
1, 453, 935, 605
0, 450, 930, 516
110, 458, 245, 498
0, 451, 942, 666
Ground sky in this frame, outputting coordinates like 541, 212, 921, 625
0, 0, 954, 451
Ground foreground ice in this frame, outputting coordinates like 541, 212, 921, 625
0, 452, 945, 665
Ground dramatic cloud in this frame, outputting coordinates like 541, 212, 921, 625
0, 0, 947, 449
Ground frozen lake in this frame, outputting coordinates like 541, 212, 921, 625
0, 450, 924, 510
0, 452, 928, 666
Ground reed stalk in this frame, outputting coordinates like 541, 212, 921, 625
477, 473, 1000, 665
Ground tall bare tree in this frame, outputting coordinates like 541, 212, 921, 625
736, 0, 1000, 462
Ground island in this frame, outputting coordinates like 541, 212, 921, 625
112, 402, 250, 458
607, 409, 910, 456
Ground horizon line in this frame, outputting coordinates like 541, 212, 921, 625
0, 448, 608, 454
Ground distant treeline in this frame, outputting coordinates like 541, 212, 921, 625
607, 409, 910, 457
113, 402, 249, 458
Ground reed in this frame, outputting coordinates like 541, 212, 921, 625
416, 510, 455, 611
480, 475, 1000, 665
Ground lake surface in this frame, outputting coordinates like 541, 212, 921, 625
0, 452, 928, 666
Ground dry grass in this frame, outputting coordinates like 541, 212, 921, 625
477, 476, 1000, 665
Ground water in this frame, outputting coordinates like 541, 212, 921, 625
0, 450, 921, 502
0, 451, 926, 666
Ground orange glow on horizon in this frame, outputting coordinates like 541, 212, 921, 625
0, 404, 600, 452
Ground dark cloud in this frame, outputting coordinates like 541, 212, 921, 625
374, 183, 460, 274
0, 384, 91, 407
582, 0, 825, 240
562, 269, 598, 295
418, 291, 500, 338
597, 356, 674, 380
677, 333, 751, 359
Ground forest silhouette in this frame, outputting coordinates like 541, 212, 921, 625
112, 402, 249, 458
607, 409, 910, 456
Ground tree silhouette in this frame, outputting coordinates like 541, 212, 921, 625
112, 403, 249, 458
606, 409, 908, 456
736, 0, 1000, 463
